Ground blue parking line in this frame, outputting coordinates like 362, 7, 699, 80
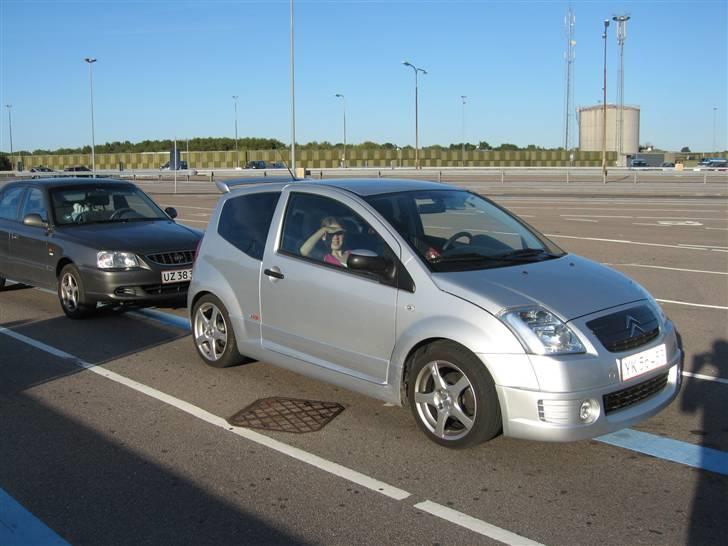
598, 429, 728, 476
0, 489, 70, 546
134, 308, 191, 331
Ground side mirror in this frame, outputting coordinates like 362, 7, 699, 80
347, 250, 391, 275
23, 213, 47, 228
165, 207, 178, 219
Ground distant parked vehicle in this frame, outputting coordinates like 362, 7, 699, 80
245, 160, 267, 169
160, 160, 189, 170
269, 161, 287, 169
30, 166, 55, 173
661, 162, 675, 168
64, 166, 92, 172
707, 158, 727, 169
629, 159, 649, 168
697, 158, 715, 166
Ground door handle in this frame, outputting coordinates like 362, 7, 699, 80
264, 268, 284, 280
10, 233, 19, 240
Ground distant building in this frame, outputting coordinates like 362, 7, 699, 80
578, 104, 640, 156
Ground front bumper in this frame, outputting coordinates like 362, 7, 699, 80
484, 319, 683, 442
79, 265, 189, 305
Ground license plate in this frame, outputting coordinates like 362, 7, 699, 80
161, 268, 192, 284
620, 344, 667, 381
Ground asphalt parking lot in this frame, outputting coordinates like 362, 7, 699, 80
1, 176, 727, 545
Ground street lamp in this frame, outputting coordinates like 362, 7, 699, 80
713, 107, 718, 155
335, 94, 347, 168
84, 57, 97, 174
601, 20, 609, 181
233, 95, 239, 168
5, 104, 13, 170
460, 95, 467, 167
402, 60, 427, 169
290, 0, 296, 173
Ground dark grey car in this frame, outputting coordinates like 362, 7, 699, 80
0, 178, 202, 318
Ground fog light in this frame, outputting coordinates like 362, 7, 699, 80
578, 399, 599, 423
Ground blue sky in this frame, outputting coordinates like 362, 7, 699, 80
0, 0, 726, 152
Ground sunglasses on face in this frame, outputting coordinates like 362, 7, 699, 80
329, 230, 344, 237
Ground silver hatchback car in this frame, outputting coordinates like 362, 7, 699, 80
188, 179, 682, 448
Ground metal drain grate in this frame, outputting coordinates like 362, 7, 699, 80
227, 397, 345, 433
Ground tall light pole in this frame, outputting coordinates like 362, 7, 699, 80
335, 94, 347, 168
613, 15, 630, 163
460, 95, 467, 167
232, 95, 239, 168
84, 57, 97, 174
601, 20, 609, 180
290, 0, 296, 173
402, 60, 427, 169
713, 107, 718, 155
5, 104, 13, 170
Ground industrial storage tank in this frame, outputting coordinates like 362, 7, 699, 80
578, 104, 640, 156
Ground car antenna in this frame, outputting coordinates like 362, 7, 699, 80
274, 147, 298, 181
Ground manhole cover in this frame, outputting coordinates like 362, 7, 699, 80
228, 397, 345, 433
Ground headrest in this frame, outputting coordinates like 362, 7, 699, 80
88, 192, 109, 206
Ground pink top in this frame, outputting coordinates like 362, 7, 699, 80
324, 252, 349, 267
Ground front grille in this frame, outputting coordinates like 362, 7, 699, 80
603, 372, 669, 414
141, 282, 190, 295
586, 305, 659, 353
146, 250, 195, 266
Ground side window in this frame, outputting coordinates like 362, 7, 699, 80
217, 192, 281, 260
280, 193, 389, 269
20, 188, 48, 222
0, 187, 25, 221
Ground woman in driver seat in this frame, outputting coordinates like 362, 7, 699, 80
300, 216, 350, 267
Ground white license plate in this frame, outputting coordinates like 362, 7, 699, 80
161, 268, 192, 284
620, 344, 667, 381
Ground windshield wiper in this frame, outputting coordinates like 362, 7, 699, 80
493, 248, 559, 260
430, 252, 520, 265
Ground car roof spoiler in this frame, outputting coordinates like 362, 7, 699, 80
214, 176, 297, 194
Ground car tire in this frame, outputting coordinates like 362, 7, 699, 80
192, 294, 245, 368
58, 264, 95, 319
407, 340, 502, 449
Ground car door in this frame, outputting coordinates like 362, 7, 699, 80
11, 187, 56, 287
0, 186, 27, 280
260, 187, 401, 384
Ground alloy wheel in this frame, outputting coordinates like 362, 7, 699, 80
413, 359, 477, 442
194, 302, 228, 361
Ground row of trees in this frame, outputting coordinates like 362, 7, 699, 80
7, 138, 569, 156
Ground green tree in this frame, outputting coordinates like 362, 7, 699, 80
680, 146, 691, 153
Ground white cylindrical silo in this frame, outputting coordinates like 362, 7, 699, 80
578, 104, 640, 155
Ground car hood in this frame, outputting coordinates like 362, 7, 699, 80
431, 255, 649, 321
59, 220, 202, 252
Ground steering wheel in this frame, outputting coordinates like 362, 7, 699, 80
442, 231, 473, 252
110, 208, 135, 220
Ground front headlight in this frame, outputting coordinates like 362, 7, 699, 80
499, 306, 585, 355
97, 251, 141, 269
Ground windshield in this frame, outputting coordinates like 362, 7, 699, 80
366, 189, 565, 272
50, 185, 169, 226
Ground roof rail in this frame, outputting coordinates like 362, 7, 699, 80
214, 176, 294, 194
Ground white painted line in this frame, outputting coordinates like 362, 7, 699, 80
564, 218, 598, 222
678, 243, 728, 249
0, 489, 70, 546
546, 234, 709, 251
656, 299, 728, 310
706, 227, 728, 231
134, 308, 191, 330
603, 263, 728, 275
682, 371, 728, 385
0, 326, 410, 502
414, 501, 544, 546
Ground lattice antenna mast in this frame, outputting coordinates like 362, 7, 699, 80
563, 6, 576, 150
613, 14, 630, 159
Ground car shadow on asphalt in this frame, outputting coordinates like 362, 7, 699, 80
681, 337, 728, 544
0, 391, 308, 545
0, 312, 189, 394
